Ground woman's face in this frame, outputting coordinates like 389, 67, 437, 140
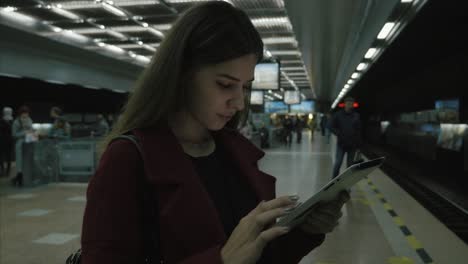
20, 113, 29, 121
188, 53, 257, 131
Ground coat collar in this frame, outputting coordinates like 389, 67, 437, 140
132, 124, 273, 192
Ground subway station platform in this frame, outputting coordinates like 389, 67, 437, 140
1, 133, 467, 264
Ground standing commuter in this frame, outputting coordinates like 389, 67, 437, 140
330, 97, 362, 178
0, 107, 14, 177
10, 106, 34, 187
81, 2, 349, 263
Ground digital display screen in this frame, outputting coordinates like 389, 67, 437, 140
284, 90, 301, 105
250, 90, 264, 105
265, 101, 288, 113
252, 62, 279, 90
435, 99, 459, 110
290, 100, 315, 113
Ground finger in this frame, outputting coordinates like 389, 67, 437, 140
250, 195, 299, 215
255, 207, 290, 227
255, 226, 290, 248
338, 190, 351, 203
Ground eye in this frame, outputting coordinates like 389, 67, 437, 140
217, 81, 231, 89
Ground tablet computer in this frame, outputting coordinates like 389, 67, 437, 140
276, 157, 385, 228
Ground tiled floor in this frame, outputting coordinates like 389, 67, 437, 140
0, 132, 467, 263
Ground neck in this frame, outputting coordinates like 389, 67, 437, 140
168, 111, 212, 144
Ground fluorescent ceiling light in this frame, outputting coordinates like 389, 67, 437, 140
282, 67, 304, 71
137, 41, 143, 45
142, 22, 149, 27
51, 6, 81, 20
281, 60, 302, 64
356, 62, 368, 71
105, 45, 125, 54
71, 28, 104, 34
102, 2, 127, 17
286, 72, 306, 76
2, 6, 18, 12
112, 0, 159, 6
251, 17, 291, 28
264, 49, 272, 58
351, 73, 360, 79
377, 22, 396, 39
97, 42, 106, 47
109, 26, 147, 32
401, 0, 413, 2
344, 84, 350, 89
347, 79, 355, 85
364, 48, 378, 59
262, 37, 297, 45
52, 27, 63, 32
144, 45, 156, 52
147, 27, 165, 38
270, 50, 301, 56
107, 30, 127, 40
301, 93, 306, 99
135, 55, 150, 64
115, 44, 147, 48
153, 24, 172, 31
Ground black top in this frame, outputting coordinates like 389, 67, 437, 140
189, 142, 258, 237
330, 109, 362, 148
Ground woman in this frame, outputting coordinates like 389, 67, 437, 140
81, 2, 349, 263
11, 106, 34, 187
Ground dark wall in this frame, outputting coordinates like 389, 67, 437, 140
350, 0, 468, 122
1, 76, 128, 123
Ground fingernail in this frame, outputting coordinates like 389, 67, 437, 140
289, 195, 300, 202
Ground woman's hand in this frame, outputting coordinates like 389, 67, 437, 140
221, 195, 299, 264
299, 191, 350, 235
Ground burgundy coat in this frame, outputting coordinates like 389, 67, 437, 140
81, 125, 325, 263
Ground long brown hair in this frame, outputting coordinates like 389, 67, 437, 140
99, 1, 263, 154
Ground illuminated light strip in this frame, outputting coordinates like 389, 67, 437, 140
50, 6, 82, 20
270, 50, 301, 56
281, 60, 303, 64
364, 48, 378, 59
102, 2, 127, 17
377, 22, 396, 39
282, 67, 304, 71
262, 37, 297, 45
147, 27, 165, 38
251, 17, 291, 28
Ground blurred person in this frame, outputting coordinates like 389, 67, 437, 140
330, 97, 362, 178
49, 116, 71, 139
283, 115, 293, 147
308, 115, 317, 141
320, 113, 328, 137
92, 114, 109, 137
259, 121, 270, 148
239, 121, 253, 140
10, 106, 34, 187
295, 115, 304, 144
50, 106, 71, 139
0, 107, 14, 177
325, 112, 332, 144
80, 2, 349, 263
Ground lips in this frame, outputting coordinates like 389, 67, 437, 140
218, 114, 234, 120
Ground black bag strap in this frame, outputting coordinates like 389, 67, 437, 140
114, 134, 162, 264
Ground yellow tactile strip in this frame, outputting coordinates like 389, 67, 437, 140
366, 178, 434, 264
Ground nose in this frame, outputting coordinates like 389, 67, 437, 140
228, 86, 245, 111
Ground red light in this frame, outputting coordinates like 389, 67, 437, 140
338, 102, 359, 108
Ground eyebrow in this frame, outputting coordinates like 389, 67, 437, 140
216, 73, 254, 82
